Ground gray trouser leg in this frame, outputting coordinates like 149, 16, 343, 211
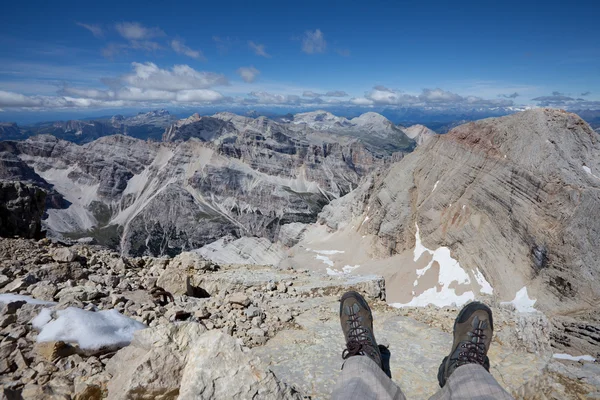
428, 364, 515, 400
331, 356, 406, 400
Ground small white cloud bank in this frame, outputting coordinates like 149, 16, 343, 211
248, 41, 271, 58
237, 66, 260, 83
171, 40, 204, 60
302, 29, 327, 54
115, 22, 164, 40
76, 22, 103, 38
35, 307, 146, 351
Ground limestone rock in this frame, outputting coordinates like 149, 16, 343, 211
403, 124, 437, 146
34, 341, 73, 362
106, 322, 205, 400
228, 293, 251, 307
51, 248, 78, 263
177, 330, 301, 400
319, 109, 600, 312
1, 108, 406, 257
0, 181, 46, 239
156, 252, 214, 297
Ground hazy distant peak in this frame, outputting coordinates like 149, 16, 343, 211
352, 112, 391, 124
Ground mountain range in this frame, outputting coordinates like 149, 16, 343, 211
0, 109, 417, 257
1, 107, 599, 314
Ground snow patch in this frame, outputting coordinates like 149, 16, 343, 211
552, 353, 596, 362
31, 308, 54, 330
398, 223, 473, 307
392, 287, 475, 308
327, 265, 360, 276
583, 165, 599, 179
432, 180, 439, 192
0, 294, 56, 306
315, 255, 334, 267
36, 307, 146, 351
501, 286, 537, 313
312, 249, 345, 255
361, 216, 370, 226
473, 268, 494, 294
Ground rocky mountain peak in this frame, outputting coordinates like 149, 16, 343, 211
404, 124, 437, 146
445, 108, 598, 177
353, 111, 390, 123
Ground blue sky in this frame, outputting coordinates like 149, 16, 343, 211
1, 0, 599, 121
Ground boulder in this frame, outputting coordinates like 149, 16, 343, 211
156, 252, 214, 297
227, 292, 250, 307
178, 330, 301, 400
0, 181, 46, 239
51, 248, 78, 263
106, 322, 205, 400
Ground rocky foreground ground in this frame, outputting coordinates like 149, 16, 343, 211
0, 238, 598, 399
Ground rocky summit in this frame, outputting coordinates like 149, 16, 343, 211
0, 238, 598, 399
288, 109, 600, 314
0, 109, 599, 399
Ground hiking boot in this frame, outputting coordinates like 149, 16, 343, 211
437, 301, 493, 387
339, 291, 383, 369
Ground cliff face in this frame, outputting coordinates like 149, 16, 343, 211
0, 181, 46, 239
318, 109, 600, 312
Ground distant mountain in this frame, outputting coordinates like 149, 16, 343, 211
0, 109, 414, 256
312, 108, 600, 313
0, 122, 25, 140
12, 110, 178, 144
288, 110, 416, 155
403, 124, 437, 145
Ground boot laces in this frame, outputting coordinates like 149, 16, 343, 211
456, 320, 487, 366
342, 306, 373, 360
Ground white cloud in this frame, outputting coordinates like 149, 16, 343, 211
336, 49, 350, 57
350, 97, 374, 106
76, 22, 103, 38
248, 41, 271, 58
325, 90, 348, 97
248, 91, 301, 104
0, 62, 230, 109
115, 87, 176, 101
302, 29, 327, 54
121, 62, 228, 91
302, 90, 322, 98
175, 89, 224, 103
365, 88, 418, 105
236, 66, 260, 83
0, 91, 41, 107
419, 88, 463, 103
0, 90, 125, 109
115, 22, 164, 40
170, 40, 205, 60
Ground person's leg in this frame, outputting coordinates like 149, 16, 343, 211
331, 291, 406, 400
331, 355, 406, 400
429, 364, 513, 399
430, 301, 515, 400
